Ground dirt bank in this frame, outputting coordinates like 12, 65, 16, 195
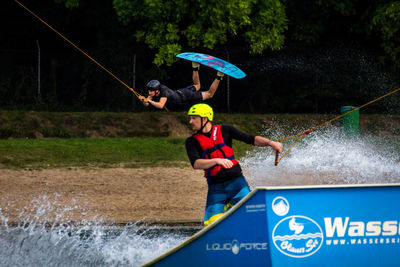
0, 167, 207, 224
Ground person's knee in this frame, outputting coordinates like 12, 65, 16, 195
194, 84, 201, 91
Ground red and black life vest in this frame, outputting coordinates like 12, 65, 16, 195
193, 125, 239, 179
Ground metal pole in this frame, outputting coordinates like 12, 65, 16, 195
133, 53, 136, 89
226, 49, 230, 113
133, 54, 136, 107
36, 40, 41, 101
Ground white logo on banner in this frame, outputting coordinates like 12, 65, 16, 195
324, 217, 400, 246
272, 196, 289, 216
272, 215, 324, 258
206, 239, 268, 254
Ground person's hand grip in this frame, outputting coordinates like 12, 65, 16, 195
275, 151, 279, 166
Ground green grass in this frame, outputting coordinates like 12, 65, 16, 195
0, 137, 256, 169
1, 135, 399, 169
0, 111, 398, 168
0, 138, 183, 168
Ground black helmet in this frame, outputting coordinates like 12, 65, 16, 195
146, 80, 161, 91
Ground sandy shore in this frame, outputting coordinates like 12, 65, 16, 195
0, 164, 375, 225
0, 167, 207, 224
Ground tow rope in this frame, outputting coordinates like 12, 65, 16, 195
15, 0, 141, 99
275, 87, 400, 166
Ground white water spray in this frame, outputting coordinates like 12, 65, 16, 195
0, 195, 194, 266
1, 127, 399, 266
242, 127, 400, 187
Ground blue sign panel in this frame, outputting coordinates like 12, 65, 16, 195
147, 190, 270, 266
144, 185, 400, 266
265, 185, 400, 266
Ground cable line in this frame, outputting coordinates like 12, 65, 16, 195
14, 0, 141, 98
275, 87, 400, 165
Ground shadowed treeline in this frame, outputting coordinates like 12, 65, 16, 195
0, 111, 399, 139
1, 0, 399, 113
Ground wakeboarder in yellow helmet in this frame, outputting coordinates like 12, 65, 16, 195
185, 103, 282, 226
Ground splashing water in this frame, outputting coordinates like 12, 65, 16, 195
1, 127, 399, 266
0, 195, 197, 266
242, 127, 400, 188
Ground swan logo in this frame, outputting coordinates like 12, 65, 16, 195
272, 196, 289, 216
272, 215, 324, 258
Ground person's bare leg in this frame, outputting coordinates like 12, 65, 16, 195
201, 72, 224, 100
193, 70, 201, 91
192, 62, 201, 91
201, 78, 220, 100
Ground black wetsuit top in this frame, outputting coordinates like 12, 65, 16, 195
152, 85, 202, 110
185, 125, 255, 184
158, 85, 183, 105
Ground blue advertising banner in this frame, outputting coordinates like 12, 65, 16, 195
146, 188, 271, 266
144, 184, 400, 266
266, 185, 400, 266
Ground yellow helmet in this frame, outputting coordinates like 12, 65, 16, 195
187, 103, 213, 121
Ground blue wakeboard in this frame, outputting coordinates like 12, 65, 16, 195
177, 52, 246, 79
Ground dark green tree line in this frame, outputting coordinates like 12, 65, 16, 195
112, 0, 287, 66
1, 0, 399, 113
56, 0, 400, 68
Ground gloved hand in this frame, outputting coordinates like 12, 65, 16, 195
192, 61, 200, 71
216, 71, 224, 80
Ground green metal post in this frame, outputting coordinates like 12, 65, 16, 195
340, 106, 359, 136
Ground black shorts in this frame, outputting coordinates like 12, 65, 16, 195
176, 85, 203, 104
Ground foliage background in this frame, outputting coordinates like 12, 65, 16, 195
1, 0, 399, 114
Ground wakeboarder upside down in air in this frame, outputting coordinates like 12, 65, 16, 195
139, 62, 225, 109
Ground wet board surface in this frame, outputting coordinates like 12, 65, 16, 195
177, 52, 246, 79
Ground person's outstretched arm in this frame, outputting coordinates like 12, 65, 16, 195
147, 97, 167, 109
254, 136, 282, 153
193, 158, 234, 170
226, 125, 282, 153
